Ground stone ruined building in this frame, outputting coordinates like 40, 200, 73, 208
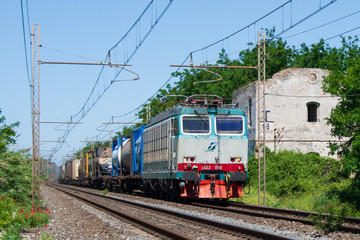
233, 68, 343, 158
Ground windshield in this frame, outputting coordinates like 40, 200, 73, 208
182, 115, 210, 134
216, 115, 244, 134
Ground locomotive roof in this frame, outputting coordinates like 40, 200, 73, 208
146, 101, 242, 127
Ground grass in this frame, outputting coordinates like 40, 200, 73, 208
234, 181, 360, 219
237, 190, 316, 212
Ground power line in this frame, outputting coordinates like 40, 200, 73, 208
25, 0, 31, 33
324, 26, 360, 41
50, 0, 175, 163
20, 0, 31, 87
191, 0, 292, 55
290, 25, 360, 52
283, 9, 360, 40
273, 0, 338, 39
98, 0, 337, 132
41, 45, 102, 62
75, 0, 341, 161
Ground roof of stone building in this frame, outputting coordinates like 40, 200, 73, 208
233, 68, 329, 94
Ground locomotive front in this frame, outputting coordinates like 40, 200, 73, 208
176, 103, 248, 199
142, 95, 248, 200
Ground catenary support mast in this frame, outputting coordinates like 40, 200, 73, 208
257, 31, 266, 206
31, 24, 40, 206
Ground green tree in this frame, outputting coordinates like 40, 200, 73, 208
75, 140, 111, 159
293, 38, 350, 72
113, 125, 140, 139
0, 109, 19, 154
138, 29, 295, 123
0, 151, 32, 202
0, 109, 31, 202
321, 36, 360, 206
322, 37, 360, 176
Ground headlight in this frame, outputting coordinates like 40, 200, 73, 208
183, 157, 195, 162
230, 157, 241, 163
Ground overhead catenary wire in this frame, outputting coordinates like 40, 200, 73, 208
206, 6, 359, 64
78, 0, 343, 163
99, 0, 338, 128
273, 0, 338, 40
49, 0, 175, 163
190, 0, 293, 55
20, 0, 31, 87
41, 45, 102, 63
283, 9, 360, 40
94, 0, 341, 141
194, 0, 339, 65
324, 26, 360, 41
92, 1, 360, 156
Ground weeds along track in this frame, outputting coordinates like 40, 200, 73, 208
188, 201, 360, 234
49, 183, 292, 240
229, 202, 360, 225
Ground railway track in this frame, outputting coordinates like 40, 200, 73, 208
188, 201, 360, 234
230, 202, 360, 225
49, 183, 292, 240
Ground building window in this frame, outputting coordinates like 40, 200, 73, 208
307, 102, 320, 122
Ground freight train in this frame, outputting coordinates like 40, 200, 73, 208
59, 95, 249, 200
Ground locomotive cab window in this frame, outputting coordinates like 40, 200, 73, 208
182, 115, 210, 134
215, 115, 244, 135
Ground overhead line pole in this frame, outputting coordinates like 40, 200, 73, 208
171, 36, 266, 207
257, 31, 266, 206
33, 26, 133, 168
49, 0, 175, 160
31, 24, 40, 207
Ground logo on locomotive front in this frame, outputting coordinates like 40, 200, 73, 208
205, 142, 219, 152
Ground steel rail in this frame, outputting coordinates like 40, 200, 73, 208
49, 184, 191, 240
229, 202, 360, 225
188, 201, 360, 234
52, 184, 292, 240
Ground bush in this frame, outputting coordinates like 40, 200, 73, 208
0, 142, 49, 235
0, 195, 50, 238
248, 149, 341, 197
0, 152, 32, 203
13, 204, 50, 229
1, 223, 23, 240
310, 194, 355, 233
0, 196, 17, 229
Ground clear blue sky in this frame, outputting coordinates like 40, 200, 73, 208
1, 0, 359, 166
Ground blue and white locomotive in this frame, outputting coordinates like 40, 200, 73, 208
110, 95, 248, 199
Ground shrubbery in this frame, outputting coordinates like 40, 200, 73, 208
0, 152, 50, 238
0, 195, 50, 239
248, 149, 341, 198
0, 152, 32, 203
241, 148, 360, 233
0, 109, 50, 238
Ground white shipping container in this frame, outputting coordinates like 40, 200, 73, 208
72, 159, 80, 180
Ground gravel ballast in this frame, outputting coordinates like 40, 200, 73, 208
20, 184, 360, 240
21, 184, 160, 240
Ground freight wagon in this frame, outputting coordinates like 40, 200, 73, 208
60, 95, 249, 200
